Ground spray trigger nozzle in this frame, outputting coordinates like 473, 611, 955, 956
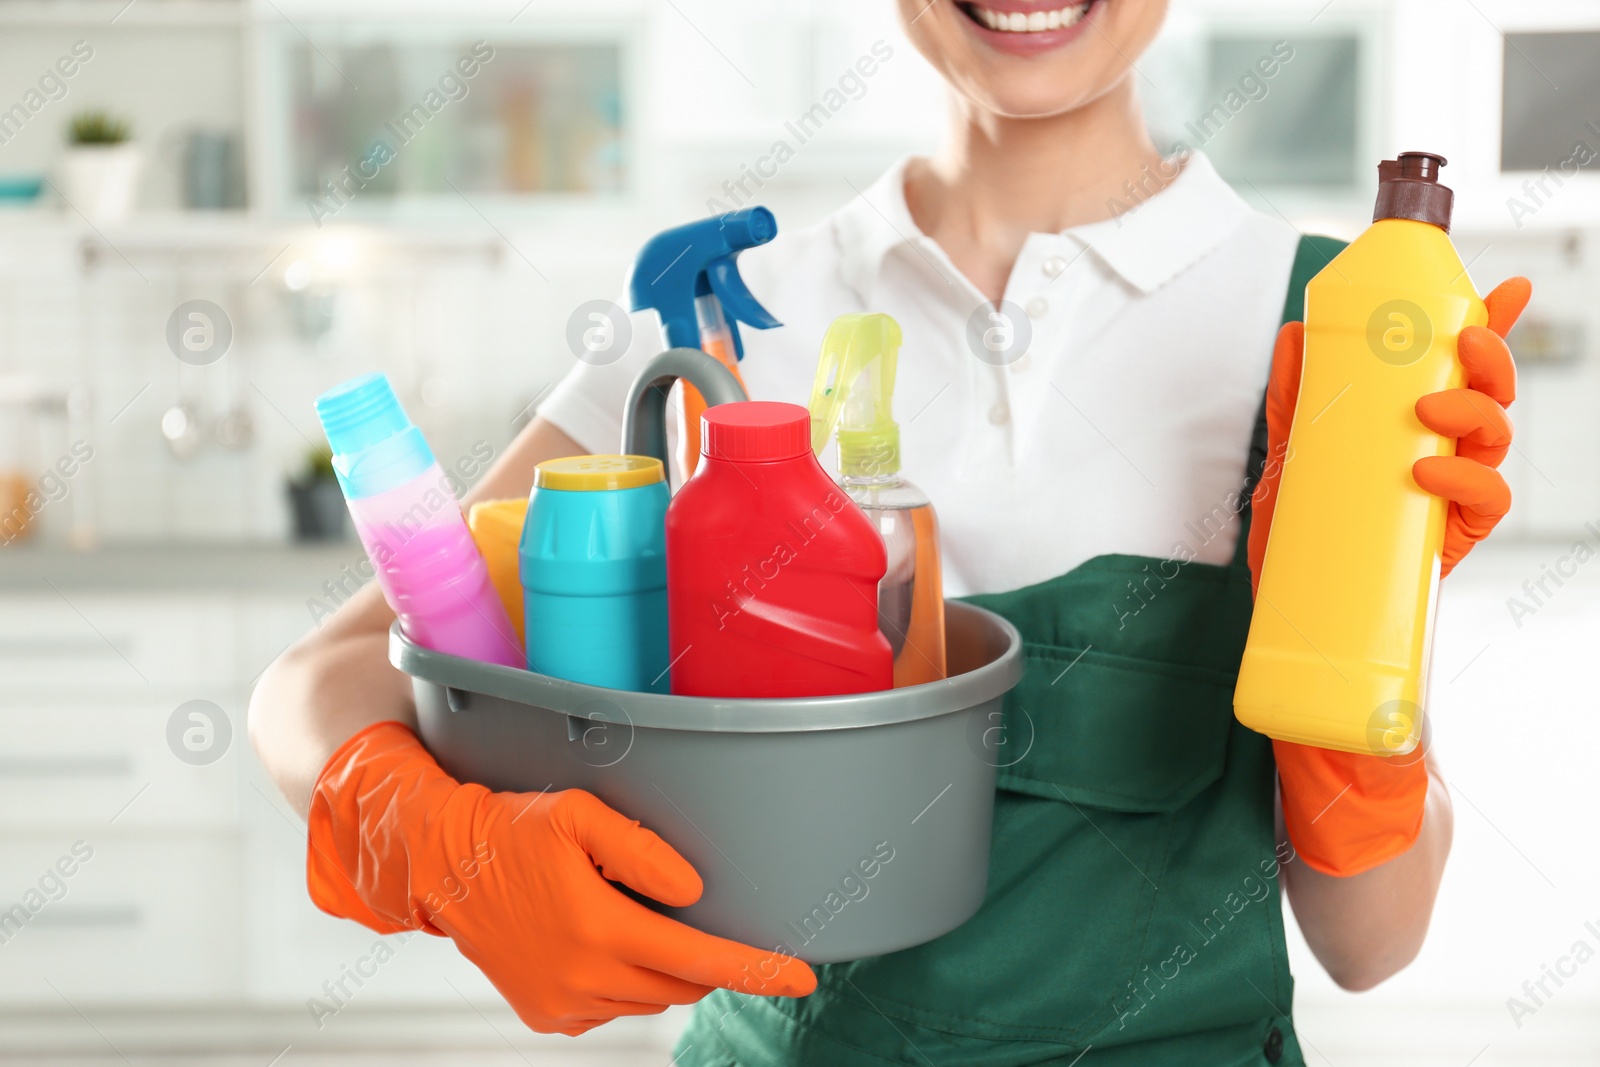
627, 207, 782, 360
807, 313, 903, 477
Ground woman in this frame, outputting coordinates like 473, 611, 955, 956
251, 1, 1529, 1063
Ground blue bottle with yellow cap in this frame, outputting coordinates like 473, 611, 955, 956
519, 455, 671, 692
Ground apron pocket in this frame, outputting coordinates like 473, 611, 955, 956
995, 644, 1237, 813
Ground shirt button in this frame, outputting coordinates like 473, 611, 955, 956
1263, 1026, 1285, 1064
1011, 352, 1032, 372
1025, 296, 1049, 319
988, 401, 1010, 425
1042, 255, 1067, 278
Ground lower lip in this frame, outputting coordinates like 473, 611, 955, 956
958, 1, 1101, 57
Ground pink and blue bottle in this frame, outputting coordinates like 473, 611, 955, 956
314, 373, 522, 668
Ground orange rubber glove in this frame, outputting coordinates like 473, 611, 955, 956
1249, 277, 1530, 876
307, 721, 815, 1034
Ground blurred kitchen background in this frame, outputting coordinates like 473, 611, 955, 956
0, 0, 1597, 1063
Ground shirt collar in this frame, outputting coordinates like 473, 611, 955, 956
832, 156, 945, 306
830, 151, 1251, 303
1065, 152, 1252, 294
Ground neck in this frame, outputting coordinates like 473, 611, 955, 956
904, 77, 1173, 300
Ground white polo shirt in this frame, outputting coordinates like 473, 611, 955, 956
538, 152, 1300, 598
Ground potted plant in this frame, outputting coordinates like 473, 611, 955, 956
61, 111, 141, 224
286, 444, 349, 542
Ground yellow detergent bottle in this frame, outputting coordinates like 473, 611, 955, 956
1233, 152, 1486, 756
809, 313, 947, 687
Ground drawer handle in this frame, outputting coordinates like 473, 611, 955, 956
0, 756, 134, 778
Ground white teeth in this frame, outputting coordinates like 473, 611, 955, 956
969, 1, 1091, 33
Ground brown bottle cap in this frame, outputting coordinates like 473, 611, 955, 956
1372, 152, 1454, 231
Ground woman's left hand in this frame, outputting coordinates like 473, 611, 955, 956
1253, 276, 1533, 884
1248, 276, 1532, 587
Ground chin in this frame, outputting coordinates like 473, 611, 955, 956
901, 0, 1167, 120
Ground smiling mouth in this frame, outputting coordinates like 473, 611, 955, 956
956, 0, 1100, 33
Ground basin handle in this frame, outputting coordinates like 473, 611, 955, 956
621, 347, 748, 489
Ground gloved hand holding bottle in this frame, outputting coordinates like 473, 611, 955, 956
307, 721, 816, 1034
1249, 274, 1529, 877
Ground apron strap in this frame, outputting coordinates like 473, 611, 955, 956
1231, 234, 1348, 569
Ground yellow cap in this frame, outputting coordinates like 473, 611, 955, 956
534, 454, 664, 491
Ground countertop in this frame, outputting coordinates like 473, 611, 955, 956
0, 536, 1578, 595
0, 541, 366, 593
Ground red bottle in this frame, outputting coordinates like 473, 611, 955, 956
666, 401, 893, 697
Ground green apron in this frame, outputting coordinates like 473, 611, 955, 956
676, 236, 1345, 1067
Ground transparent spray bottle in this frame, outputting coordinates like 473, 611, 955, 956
808, 313, 946, 687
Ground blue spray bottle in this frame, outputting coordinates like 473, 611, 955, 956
628, 207, 782, 478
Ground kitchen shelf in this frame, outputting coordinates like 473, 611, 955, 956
0, 543, 360, 592
0, 0, 643, 28
0, 209, 541, 250
0, 0, 247, 27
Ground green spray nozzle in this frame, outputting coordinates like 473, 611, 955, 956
807, 313, 903, 479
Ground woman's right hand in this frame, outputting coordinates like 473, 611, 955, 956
307, 721, 816, 1035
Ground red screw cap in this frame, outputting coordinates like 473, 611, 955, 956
701, 401, 810, 462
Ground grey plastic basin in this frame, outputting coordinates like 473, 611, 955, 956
392, 599, 1022, 964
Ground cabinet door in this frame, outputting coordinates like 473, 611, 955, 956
0, 595, 236, 693
235, 594, 318, 694
0, 699, 238, 830
0, 835, 244, 1003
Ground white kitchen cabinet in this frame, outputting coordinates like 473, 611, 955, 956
0, 833, 244, 1004
0, 595, 236, 693
0, 575, 513, 1022
1444, 233, 1600, 539
0, 699, 238, 830
231, 591, 506, 1007
235, 593, 320, 687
